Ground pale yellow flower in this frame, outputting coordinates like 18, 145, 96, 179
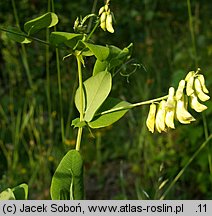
176, 95, 195, 124
190, 93, 208, 112
165, 87, 176, 129
106, 13, 114, 33
186, 75, 195, 96
166, 87, 175, 110
185, 71, 195, 82
146, 103, 157, 133
176, 80, 186, 100
165, 109, 175, 129
100, 12, 107, 31
194, 78, 210, 102
99, 6, 105, 15
197, 74, 209, 94
155, 100, 167, 133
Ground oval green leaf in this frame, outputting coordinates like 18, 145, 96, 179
88, 97, 131, 128
6, 27, 32, 44
50, 150, 84, 200
50, 32, 83, 48
24, 12, 58, 35
93, 60, 108, 75
75, 71, 112, 122
82, 42, 109, 61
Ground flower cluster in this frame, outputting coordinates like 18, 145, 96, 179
146, 69, 210, 133
99, 0, 114, 33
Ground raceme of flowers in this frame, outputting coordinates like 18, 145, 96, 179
146, 69, 210, 133
99, 0, 114, 33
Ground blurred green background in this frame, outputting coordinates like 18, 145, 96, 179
0, 0, 211, 199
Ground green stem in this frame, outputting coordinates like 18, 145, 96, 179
56, 38, 65, 145
187, 0, 198, 68
0, 140, 10, 170
76, 127, 83, 151
96, 95, 168, 116
86, 19, 100, 41
0, 27, 63, 47
87, 0, 98, 33
202, 113, 212, 174
187, 0, 212, 176
65, 72, 78, 138
75, 54, 84, 151
46, 0, 53, 135
11, 0, 33, 88
160, 134, 212, 200
21, 46, 33, 88
52, 0, 65, 143
187, 0, 211, 175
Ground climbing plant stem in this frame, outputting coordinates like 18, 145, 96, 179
75, 54, 84, 151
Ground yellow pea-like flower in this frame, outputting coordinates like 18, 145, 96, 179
106, 13, 114, 33
197, 74, 209, 94
194, 78, 210, 102
186, 75, 195, 96
190, 93, 208, 112
176, 80, 186, 100
165, 109, 175, 129
165, 87, 176, 129
146, 103, 157, 133
98, 6, 105, 15
166, 87, 175, 110
185, 71, 195, 82
104, 4, 109, 12
100, 12, 107, 31
155, 100, 166, 133
176, 96, 195, 124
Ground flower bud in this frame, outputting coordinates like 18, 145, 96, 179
176, 80, 186, 100
194, 78, 210, 102
106, 13, 114, 33
166, 87, 175, 110
190, 93, 208, 112
73, 17, 79, 31
185, 71, 195, 82
155, 100, 166, 133
197, 74, 209, 94
104, 4, 109, 12
146, 103, 157, 133
176, 95, 195, 124
98, 6, 105, 15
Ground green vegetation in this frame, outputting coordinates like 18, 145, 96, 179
0, 0, 211, 199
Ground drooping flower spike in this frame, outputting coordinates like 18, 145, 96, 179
146, 68, 210, 133
99, 0, 114, 33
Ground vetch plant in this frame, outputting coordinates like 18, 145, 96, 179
0, 0, 211, 200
